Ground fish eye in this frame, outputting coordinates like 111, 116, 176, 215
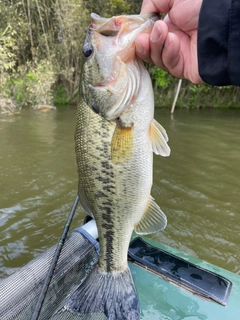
83, 44, 93, 58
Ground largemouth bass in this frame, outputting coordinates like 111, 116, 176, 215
70, 13, 170, 320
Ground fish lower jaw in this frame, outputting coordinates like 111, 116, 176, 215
93, 77, 126, 93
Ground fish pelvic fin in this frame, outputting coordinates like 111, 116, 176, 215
134, 196, 167, 235
150, 119, 170, 156
111, 123, 133, 164
66, 265, 140, 320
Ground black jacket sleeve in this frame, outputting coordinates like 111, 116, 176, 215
198, 0, 240, 86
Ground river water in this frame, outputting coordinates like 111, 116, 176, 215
0, 107, 240, 278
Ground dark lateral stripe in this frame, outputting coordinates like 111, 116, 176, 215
95, 132, 115, 272
103, 229, 114, 272
100, 202, 115, 272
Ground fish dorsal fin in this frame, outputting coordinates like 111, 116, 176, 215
134, 196, 167, 235
150, 119, 170, 156
78, 184, 94, 218
111, 123, 133, 164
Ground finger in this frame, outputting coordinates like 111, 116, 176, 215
162, 32, 184, 78
135, 33, 152, 63
141, 0, 172, 14
149, 20, 168, 70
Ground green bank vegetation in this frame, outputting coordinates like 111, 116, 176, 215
1, 0, 240, 113
150, 67, 240, 109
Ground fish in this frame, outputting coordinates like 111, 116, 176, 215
69, 13, 170, 320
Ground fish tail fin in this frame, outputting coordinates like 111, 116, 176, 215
66, 265, 140, 320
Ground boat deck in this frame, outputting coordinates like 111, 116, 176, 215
130, 236, 240, 320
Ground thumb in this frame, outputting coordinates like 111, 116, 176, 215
141, 0, 173, 14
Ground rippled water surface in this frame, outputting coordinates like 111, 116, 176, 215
0, 107, 240, 278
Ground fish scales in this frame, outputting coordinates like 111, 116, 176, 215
69, 13, 170, 320
76, 97, 152, 272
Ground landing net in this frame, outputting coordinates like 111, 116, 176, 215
0, 228, 107, 320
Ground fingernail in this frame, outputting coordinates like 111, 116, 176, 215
135, 40, 144, 55
150, 24, 161, 42
164, 33, 172, 48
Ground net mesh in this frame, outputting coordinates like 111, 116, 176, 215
0, 229, 108, 320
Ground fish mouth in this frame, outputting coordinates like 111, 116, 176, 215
84, 13, 159, 119
89, 13, 159, 41
89, 13, 159, 83
90, 13, 160, 30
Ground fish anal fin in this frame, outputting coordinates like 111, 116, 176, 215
149, 119, 170, 156
134, 196, 167, 235
111, 123, 133, 164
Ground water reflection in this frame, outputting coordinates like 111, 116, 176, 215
0, 108, 240, 278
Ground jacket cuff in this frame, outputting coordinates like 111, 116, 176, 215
228, 0, 240, 86
198, 0, 232, 85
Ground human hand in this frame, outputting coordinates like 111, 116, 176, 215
136, 0, 203, 84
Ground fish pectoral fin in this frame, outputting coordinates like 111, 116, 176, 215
111, 123, 133, 164
134, 196, 167, 235
78, 184, 94, 218
150, 119, 170, 156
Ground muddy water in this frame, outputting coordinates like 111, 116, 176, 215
0, 107, 240, 278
